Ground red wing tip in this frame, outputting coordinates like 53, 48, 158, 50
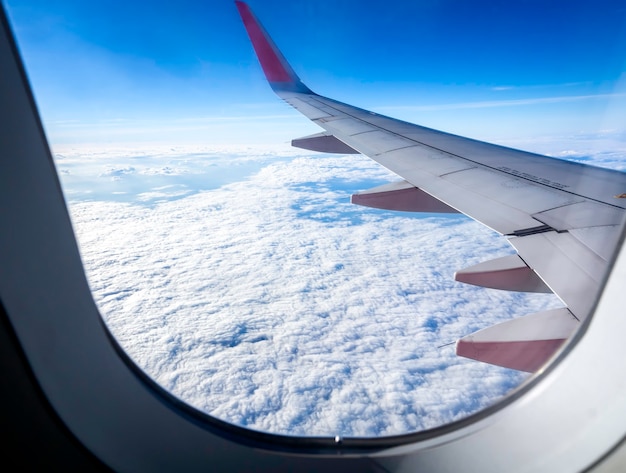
234, 1, 248, 15
235, 0, 312, 94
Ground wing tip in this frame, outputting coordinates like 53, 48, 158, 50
236, 1, 312, 94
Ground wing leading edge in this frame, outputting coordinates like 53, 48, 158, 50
236, 1, 626, 372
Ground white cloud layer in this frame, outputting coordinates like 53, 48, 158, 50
55, 141, 620, 437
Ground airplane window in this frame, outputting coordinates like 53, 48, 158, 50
5, 0, 625, 438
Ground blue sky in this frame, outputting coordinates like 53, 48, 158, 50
4, 0, 626, 146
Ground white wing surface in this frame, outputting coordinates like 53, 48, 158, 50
236, 1, 626, 371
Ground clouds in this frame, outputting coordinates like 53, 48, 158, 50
61, 146, 567, 437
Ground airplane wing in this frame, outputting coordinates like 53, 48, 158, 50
236, 1, 626, 372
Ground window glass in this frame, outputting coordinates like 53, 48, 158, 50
6, 0, 625, 437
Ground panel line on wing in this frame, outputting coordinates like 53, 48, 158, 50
508, 225, 555, 237
374, 145, 420, 156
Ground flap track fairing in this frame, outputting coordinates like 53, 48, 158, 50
456, 308, 579, 372
291, 132, 359, 154
455, 254, 552, 293
351, 180, 459, 213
